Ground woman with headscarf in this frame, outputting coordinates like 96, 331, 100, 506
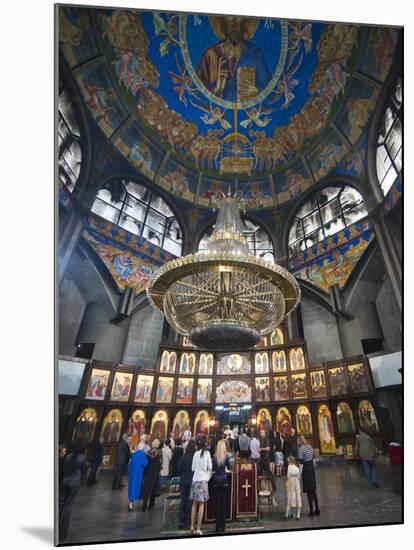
141, 439, 162, 511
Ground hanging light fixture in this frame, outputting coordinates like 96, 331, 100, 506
146, 191, 300, 351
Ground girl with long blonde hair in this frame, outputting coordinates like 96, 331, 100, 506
212, 439, 231, 533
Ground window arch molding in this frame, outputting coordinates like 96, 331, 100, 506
90, 175, 186, 257
195, 213, 277, 263
367, 57, 402, 204
58, 60, 93, 197
283, 177, 369, 259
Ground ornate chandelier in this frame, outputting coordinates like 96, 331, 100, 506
146, 192, 300, 350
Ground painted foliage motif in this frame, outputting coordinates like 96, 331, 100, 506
196, 378, 213, 404
85, 369, 110, 400
276, 407, 292, 436
198, 353, 214, 375
194, 410, 210, 436
328, 367, 347, 396
317, 404, 336, 453
179, 352, 196, 374
151, 410, 168, 439
155, 377, 174, 403
72, 408, 97, 443
160, 350, 177, 373
101, 409, 123, 444
310, 370, 327, 398
291, 373, 308, 399
296, 405, 312, 435
255, 352, 269, 373
217, 353, 251, 375
176, 377, 194, 404
134, 374, 154, 403
272, 350, 287, 372
273, 375, 289, 400
173, 410, 190, 438
358, 400, 379, 432
257, 408, 272, 433
216, 380, 252, 403
255, 377, 271, 401
347, 363, 369, 393
110, 372, 133, 401
336, 402, 356, 433
289, 347, 305, 370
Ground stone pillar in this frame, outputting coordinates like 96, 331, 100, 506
369, 208, 402, 311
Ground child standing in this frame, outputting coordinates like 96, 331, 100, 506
285, 456, 302, 520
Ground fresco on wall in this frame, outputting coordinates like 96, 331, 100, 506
289, 348, 305, 371
270, 328, 284, 346
196, 378, 213, 404
255, 377, 271, 401
274, 159, 312, 204
198, 176, 229, 205
257, 408, 272, 432
194, 410, 210, 436
160, 350, 177, 373
336, 402, 356, 433
238, 177, 274, 209
307, 129, 348, 182
72, 408, 98, 444
276, 407, 292, 436
101, 409, 123, 444
198, 353, 214, 375
157, 157, 198, 202
255, 352, 269, 374
216, 380, 252, 403
272, 350, 287, 372
134, 375, 154, 403
155, 377, 174, 403
151, 410, 168, 439
59, 7, 99, 67
291, 373, 308, 399
110, 372, 133, 401
217, 353, 251, 375
173, 410, 190, 438
318, 404, 336, 453
179, 352, 196, 374
176, 377, 194, 404
328, 367, 348, 396
359, 27, 399, 82
127, 410, 146, 449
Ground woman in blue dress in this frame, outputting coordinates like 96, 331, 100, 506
128, 446, 148, 511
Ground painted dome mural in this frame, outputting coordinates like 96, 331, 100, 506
60, 7, 399, 208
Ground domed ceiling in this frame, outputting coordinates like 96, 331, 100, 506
60, 7, 399, 209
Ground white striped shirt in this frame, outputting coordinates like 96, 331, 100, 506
298, 444, 314, 462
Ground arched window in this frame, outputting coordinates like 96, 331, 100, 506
288, 185, 367, 256
198, 218, 275, 262
91, 179, 183, 256
58, 89, 82, 193
376, 78, 402, 196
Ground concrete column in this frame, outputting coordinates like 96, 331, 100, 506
58, 208, 84, 285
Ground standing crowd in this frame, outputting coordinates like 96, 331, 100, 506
58, 426, 379, 540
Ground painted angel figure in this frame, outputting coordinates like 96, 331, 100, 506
191, 99, 231, 129
168, 54, 201, 106
240, 104, 273, 128
268, 53, 302, 108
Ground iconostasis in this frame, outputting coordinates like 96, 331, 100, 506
66, 323, 381, 464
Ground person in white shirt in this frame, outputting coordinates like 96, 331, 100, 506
190, 438, 212, 536
160, 441, 172, 485
249, 433, 260, 461
285, 456, 302, 520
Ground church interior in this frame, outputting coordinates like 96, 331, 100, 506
57, 4, 403, 546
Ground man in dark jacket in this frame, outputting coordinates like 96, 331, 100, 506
112, 434, 131, 490
283, 428, 298, 467
87, 437, 104, 486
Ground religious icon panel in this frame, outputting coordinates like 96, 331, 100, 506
151, 410, 168, 440
182, 336, 195, 348
216, 380, 252, 403
296, 405, 313, 435
256, 408, 272, 434
358, 400, 379, 432
255, 376, 271, 401
198, 353, 214, 375
255, 336, 268, 348
173, 410, 190, 439
127, 409, 146, 449
254, 352, 269, 373
310, 370, 327, 398
336, 402, 356, 433
100, 408, 123, 444
270, 328, 284, 346
110, 371, 133, 401
289, 347, 305, 370
217, 353, 251, 375
176, 377, 194, 404
276, 407, 292, 436
272, 350, 287, 372
194, 410, 210, 437
347, 363, 369, 392
155, 376, 174, 403
273, 375, 289, 400
328, 367, 348, 396
291, 373, 308, 399
179, 352, 196, 374
160, 350, 177, 373
72, 407, 97, 443
134, 374, 154, 403
196, 378, 213, 404
85, 368, 110, 400
318, 404, 337, 453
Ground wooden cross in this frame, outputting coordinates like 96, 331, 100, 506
242, 479, 252, 498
